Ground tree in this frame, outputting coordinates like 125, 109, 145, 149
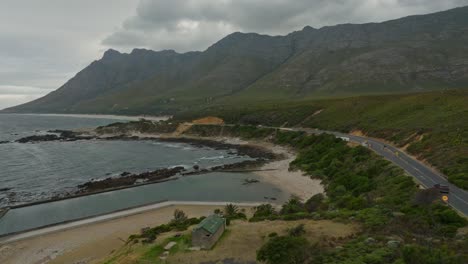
257, 236, 311, 264
305, 193, 325, 212
253, 204, 277, 218
224, 203, 239, 218
280, 197, 305, 215
172, 209, 188, 223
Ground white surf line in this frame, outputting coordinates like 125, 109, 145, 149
0, 201, 266, 244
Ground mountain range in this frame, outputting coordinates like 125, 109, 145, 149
4, 6, 468, 114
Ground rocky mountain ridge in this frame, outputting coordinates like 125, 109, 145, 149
4, 6, 468, 114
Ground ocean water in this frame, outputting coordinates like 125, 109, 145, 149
0, 114, 287, 234
0, 113, 136, 142
0, 172, 284, 235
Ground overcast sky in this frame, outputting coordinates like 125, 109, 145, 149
1, 0, 467, 109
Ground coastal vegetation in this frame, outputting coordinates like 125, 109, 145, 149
222, 204, 247, 225
100, 127, 467, 263
257, 234, 311, 264
89, 89, 468, 190
96, 119, 179, 135
127, 210, 205, 244
177, 90, 468, 190
101, 215, 356, 264
246, 129, 466, 263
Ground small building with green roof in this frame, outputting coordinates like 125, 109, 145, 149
191, 214, 226, 249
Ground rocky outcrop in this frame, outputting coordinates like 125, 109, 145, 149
77, 167, 186, 193
0, 208, 9, 219
15, 130, 95, 143
16, 134, 62, 143
158, 137, 278, 160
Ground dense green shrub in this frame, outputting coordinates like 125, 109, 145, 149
253, 204, 277, 218
280, 197, 306, 215
257, 236, 312, 264
252, 131, 467, 263
287, 224, 306, 237
305, 193, 326, 212
223, 203, 247, 221
131, 210, 204, 243
401, 244, 464, 264
356, 208, 391, 229
268, 232, 278, 238
243, 131, 466, 238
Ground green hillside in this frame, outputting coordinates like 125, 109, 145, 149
176, 90, 468, 189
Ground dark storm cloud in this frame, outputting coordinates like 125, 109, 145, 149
0, 0, 139, 109
103, 0, 468, 52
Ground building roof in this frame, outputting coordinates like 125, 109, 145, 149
194, 214, 225, 234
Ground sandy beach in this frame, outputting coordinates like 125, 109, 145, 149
221, 137, 324, 201
255, 152, 323, 201
0, 203, 256, 264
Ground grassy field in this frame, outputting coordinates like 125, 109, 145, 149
167, 220, 357, 264
100, 219, 357, 264
175, 89, 468, 189
100, 232, 191, 264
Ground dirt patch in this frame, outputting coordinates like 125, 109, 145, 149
347, 142, 361, 148
192, 117, 224, 125
173, 122, 193, 136
173, 117, 224, 136
298, 109, 324, 126
312, 109, 324, 116
350, 129, 366, 137
401, 133, 426, 150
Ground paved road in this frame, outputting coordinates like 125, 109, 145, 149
197, 123, 468, 215
281, 127, 468, 216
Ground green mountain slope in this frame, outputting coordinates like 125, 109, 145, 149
3, 6, 468, 114
178, 89, 468, 189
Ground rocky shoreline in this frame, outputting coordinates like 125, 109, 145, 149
15, 130, 95, 143
14, 130, 278, 159
11, 130, 280, 202
76, 167, 186, 193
